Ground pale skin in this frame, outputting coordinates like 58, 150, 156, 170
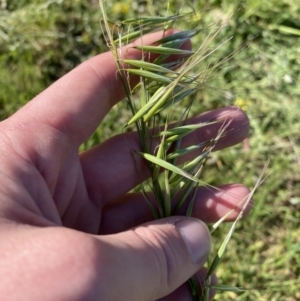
0, 31, 251, 301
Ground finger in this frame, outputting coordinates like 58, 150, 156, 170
80, 106, 249, 206
2, 218, 209, 301
100, 184, 251, 234
15, 30, 190, 146
92, 217, 211, 300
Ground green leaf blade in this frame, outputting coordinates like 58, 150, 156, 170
134, 45, 194, 55
136, 151, 199, 183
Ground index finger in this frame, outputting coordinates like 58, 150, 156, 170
15, 30, 190, 146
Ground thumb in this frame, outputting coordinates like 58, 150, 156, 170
94, 216, 211, 300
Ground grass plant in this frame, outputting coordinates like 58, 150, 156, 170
99, 1, 269, 299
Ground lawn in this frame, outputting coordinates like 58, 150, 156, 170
1, 0, 299, 299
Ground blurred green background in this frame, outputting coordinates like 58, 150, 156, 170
1, 0, 299, 299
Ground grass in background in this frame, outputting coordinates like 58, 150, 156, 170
1, 0, 299, 299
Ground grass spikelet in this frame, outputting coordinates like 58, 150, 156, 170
135, 151, 201, 183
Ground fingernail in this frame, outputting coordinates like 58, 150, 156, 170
175, 218, 211, 263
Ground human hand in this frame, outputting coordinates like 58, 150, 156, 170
0, 31, 250, 301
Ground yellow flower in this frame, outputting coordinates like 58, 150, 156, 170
112, 2, 130, 15
235, 97, 252, 111
192, 12, 201, 22
81, 32, 90, 44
